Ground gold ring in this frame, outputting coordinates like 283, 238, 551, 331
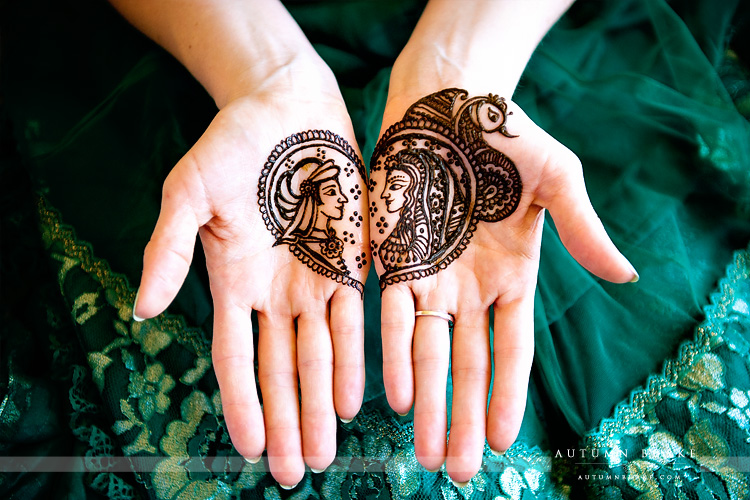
415, 310, 455, 323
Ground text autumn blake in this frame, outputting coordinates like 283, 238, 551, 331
554, 448, 696, 460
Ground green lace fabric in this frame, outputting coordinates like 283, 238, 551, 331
581, 249, 750, 499
2, 198, 748, 499
2, 0, 750, 498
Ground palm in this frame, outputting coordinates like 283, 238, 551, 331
186, 102, 352, 307
372, 90, 636, 481
135, 93, 370, 486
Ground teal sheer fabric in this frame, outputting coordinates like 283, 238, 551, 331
2, 0, 750, 498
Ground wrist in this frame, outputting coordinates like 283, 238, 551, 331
216, 52, 341, 111
165, 9, 328, 109
390, 0, 575, 101
110, 0, 336, 110
390, 41, 524, 103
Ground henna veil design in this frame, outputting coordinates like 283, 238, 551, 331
371, 89, 522, 287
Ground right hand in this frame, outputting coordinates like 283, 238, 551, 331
134, 58, 370, 487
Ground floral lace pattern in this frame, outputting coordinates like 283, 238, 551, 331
37, 195, 750, 499
581, 250, 750, 499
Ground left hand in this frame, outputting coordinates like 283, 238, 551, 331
371, 62, 637, 483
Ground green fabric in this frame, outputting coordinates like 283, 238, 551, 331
523, 0, 750, 438
2, 0, 750, 498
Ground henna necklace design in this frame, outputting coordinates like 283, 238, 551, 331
370, 88, 522, 288
259, 130, 366, 294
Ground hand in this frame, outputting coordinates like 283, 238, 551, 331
133, 59, 370, 487
371, 84, 636, 482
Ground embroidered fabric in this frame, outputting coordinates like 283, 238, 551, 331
21, 196, 750, 499
2, 0, 750, 498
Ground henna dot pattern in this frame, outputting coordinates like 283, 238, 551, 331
370, 88, 522, 289
354, 252, 368, 270
258, 130, 366, 294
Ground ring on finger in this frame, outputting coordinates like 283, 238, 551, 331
415, 310, 455, 324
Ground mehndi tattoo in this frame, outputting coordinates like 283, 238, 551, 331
370, 88, 521, 288
259, 130, 367, 294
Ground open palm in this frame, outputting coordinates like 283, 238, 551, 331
134, 90, 370, 486
371, 88, 637, 483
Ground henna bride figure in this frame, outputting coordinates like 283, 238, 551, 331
378, 149, 466, 268
370, 88, 523, 288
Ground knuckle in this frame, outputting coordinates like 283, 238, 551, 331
257, 368, 297, 389
413, 357, 448, 374
297, 356, 333, 373
300, 406, 333, 420
493, 345, 534, 364
330, 320, 361, 339
382, 358, 412, 370
148, 265, 183, 293
212, 351, 254, 367
380, 318, 413, 333
144, 236, 192, 273
334, 359, 362, 372
451, 365, 490, 383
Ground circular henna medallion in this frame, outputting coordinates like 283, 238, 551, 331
369, 88, 522, 288
258, 130, 367, 294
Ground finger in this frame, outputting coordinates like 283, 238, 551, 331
537, 150, 638, 284
381, 285, 416, 415
412, 306, 451, 471
135, 174, 208, 320
487, 297, 535, 453
445, 309, 491, 483
330, 288, 365, 421
297, 305, 336, 472
257, 312, 304, 487
212, 302, 265, 461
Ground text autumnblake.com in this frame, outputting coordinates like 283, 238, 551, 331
576, 473, 687, 481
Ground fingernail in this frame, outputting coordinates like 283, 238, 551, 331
425, 466, 441, 473
490, 448, 505, 457
625, 259, 639, 283
279, 482, 299, 490
396, 411, 409, 417
310, 466, 326, 473
243, 456, 261, 464
132, 288, 145, 322
339, 416, 353, 423
450, 478, 470, 489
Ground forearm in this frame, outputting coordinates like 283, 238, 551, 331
108, 0, 332, 108
393, 0, 576, 98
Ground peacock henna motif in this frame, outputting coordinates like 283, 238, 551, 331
258, 130, 367, 294
370, 88, 522, 289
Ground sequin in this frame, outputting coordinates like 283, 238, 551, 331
33, 195, 750, 499
499, 467, 524, 500
678, 353, 725, 391
642, 431, 683, 463
730, 387, 749, 408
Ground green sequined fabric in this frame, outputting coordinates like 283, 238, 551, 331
2, 0, 750, 498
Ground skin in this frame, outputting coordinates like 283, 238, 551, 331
110, 0, 370, 487
112, 0, 635, 488
373, 0, 637, 484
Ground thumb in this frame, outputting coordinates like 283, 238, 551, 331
537, 149, 638, 284
133, 172, 207, 320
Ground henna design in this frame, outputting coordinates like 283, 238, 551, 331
370, 88, 521, 288
259, 130, 366, 294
